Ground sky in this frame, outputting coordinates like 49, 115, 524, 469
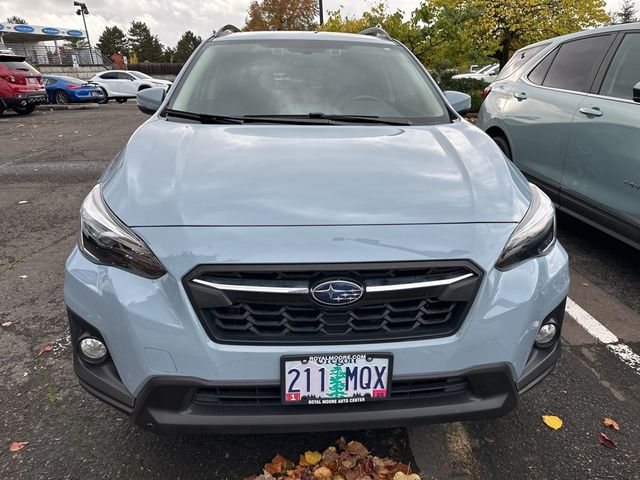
0, 0, 630, 48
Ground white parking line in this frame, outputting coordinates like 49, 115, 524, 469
566, 297, 640, 375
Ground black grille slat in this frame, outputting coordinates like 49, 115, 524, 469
192, 376, 470, 407
185, 262, 481, 345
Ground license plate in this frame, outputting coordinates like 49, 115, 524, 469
282, 353, 392, 405
27, 77, 36, 84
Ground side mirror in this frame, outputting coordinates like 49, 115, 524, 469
137, 87, 166, 115
444, 90, 471, 116
634, 82, 640, 103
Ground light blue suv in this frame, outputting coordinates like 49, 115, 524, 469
478, 23, 640, 249
64, 27, 569, 433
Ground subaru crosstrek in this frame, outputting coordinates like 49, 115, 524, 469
64, 28, 570, 433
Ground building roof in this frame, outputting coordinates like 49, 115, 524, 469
0, 22, 86, 43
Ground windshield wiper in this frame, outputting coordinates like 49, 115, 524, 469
308, 113, 412, 126
165, 109, 244, 124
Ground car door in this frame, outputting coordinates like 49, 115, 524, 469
117, 72, 137, 96
562, 30, 640, 245
98, 71, 119, 95
501, 34, 615, 199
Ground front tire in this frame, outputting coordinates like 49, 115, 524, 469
54, 90, 70, 105
13, 104, 36, 115
492, 134, 512, 160
116, 98, 128, 104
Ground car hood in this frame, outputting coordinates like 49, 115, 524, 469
102, 120, 530, 227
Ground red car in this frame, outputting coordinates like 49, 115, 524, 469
0, 49, 48, 116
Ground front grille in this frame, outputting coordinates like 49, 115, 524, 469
192, 376, 469, 407
184, 261, 482, 345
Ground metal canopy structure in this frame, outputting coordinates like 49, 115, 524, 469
0, 22, 86, 44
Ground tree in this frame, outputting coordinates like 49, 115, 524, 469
244, 0, 319, 31
162, 46, 176, 63
428, 0, 610, 67
6, 16, 27, 24
326, 364, 346, 398
64, 38, 89, 49
96, 26, 128, 57
128, 21, 164, 62
613, 0, 638, 23
174, 31, 202, 63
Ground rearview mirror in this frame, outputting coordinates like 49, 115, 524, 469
634, 82, 640, 103
137, 87, 166, 115
444, 90, 471, 116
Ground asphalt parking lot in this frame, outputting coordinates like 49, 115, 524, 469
1, 104, 639, 480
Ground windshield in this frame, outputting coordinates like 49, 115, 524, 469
168, 39, 448, 124
130, 71, 152, 80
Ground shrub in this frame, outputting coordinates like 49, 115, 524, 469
437, 77, 489, 114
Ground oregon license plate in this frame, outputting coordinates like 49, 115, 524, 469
282, 353, 392, 405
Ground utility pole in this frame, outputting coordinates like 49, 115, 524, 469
319, 0, 324, 25
74, 1, 94, 64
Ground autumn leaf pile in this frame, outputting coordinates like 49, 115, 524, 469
244, 438, 420, 480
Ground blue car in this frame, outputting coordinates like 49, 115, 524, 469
42, 75, 104, 104
64, 27, 569, 434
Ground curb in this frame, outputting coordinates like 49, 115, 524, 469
37, 103, 100, 111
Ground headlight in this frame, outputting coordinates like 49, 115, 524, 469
495, 184, 556, 270
78, 184, 166, 279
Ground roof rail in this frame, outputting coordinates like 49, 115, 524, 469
215, 24, 241, 37
359, 27, 392, 41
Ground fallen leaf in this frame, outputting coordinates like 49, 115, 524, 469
37, 344, 53, 356
393, 473, 421, 480
483, 436, 495, 444
603, 418, 620, 431
18, 200, 29, 204
16, 124, 24, 128
1, 321, 13, 328
581, 282, 589, 286
598, 432, 617, 449
304, 450, 322, 465
542, 415, 563, 430
313, 466, 332, 480
336, 437, 347, 451
9, 441, 28, 452
345, 441, 368, 457
19, 275, 28, 279
263, 463, 282, 475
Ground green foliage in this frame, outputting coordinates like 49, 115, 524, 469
613, 0, 638, 24
174, 31, 202, 63
244, 0, 319, 31
128, 21, 164, 63
97, 26, 128, 57
438, 77, 489, 113
326, 364, 346, 398
6, 16, 27, 24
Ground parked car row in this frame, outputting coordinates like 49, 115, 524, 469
478, 22, 640, 250
1, 48, 171, 115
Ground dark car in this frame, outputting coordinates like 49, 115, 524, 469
0, 49, 48, 116
42, 75, 104, 104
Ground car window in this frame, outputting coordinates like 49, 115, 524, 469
100, 72, 118, 80
528, 49, 558, 85
169, 39, 449, 124
130, 71, 152, 80
498, 44, 548, 80
542, 35, 612, 92
116, 72, 133, 80
0, 60, 38, 74
600, 33, 640, 101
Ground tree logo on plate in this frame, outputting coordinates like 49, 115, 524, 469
310, 279, 364, 306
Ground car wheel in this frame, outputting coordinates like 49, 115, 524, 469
492, 135, 512, 160
98, 88, 109, 104
0, 103, 5, 116
55, 90, 70, 105
116, 98, 128, 104
13, 104, 37, 115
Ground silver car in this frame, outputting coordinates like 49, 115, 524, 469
478, 23, 640, 249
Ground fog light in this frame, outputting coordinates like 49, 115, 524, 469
79, 337, 108, 362
535, 323, 558, 347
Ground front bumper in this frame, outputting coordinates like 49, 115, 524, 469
65, 223, 569, 432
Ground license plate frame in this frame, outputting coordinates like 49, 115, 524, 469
281, 353, 393, 405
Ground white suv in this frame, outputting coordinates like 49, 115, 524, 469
90, 70, 172, 104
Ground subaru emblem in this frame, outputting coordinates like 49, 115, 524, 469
311, 279, 364, 306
